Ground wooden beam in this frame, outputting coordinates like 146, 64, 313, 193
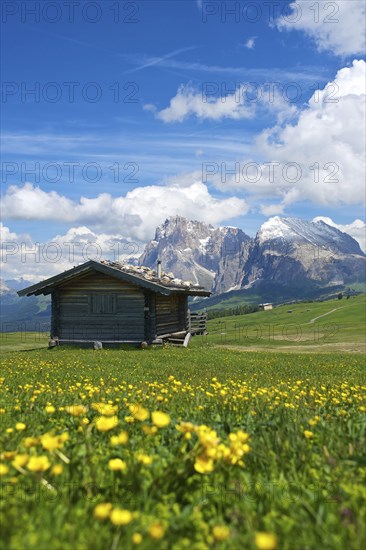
183, 332, 192, 347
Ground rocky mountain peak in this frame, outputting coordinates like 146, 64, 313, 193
257, 216, 364, 256
138, 215, 365, 295
155, 216, 214, 243
140, 216, 251, 290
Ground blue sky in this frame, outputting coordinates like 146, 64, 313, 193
1, 0, 365, 279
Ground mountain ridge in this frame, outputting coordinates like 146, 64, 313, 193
138, 215, 366, 298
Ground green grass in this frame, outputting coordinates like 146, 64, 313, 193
191, 294, 366, 351
0, 332, 49, 353
0, 346, 365, 550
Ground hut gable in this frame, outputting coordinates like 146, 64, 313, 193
54, 271, 146, 342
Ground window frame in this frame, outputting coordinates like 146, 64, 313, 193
88, 294, 117, 315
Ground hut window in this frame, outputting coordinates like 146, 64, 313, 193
89, 294, 116, 314
169, 295, 178, 312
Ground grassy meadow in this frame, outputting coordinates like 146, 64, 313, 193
0, 345, 365, 549
194, 294, 366, 353
0, 296, 365, 549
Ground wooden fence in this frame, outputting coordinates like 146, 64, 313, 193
188, 311, 208, 335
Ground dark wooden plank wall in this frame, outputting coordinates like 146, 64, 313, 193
55, 272, 145, 341
155, 294, 187, 336
144, 291, 157, 343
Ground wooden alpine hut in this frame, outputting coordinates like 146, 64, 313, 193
17, 260, 210, 347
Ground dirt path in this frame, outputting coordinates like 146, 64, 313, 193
308, 306, 346, 324
216, 342, 366, 354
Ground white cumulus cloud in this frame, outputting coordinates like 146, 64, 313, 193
151, 81, 298, 124
211, 60, 366, 210
277, 0, 366, 57
1, 182, 248, 242
152, 84, 254, 123
0, 224, 142, 282
244, 36, 256, 50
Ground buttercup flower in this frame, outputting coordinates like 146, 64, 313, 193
95, 416, 118, 432
108, 458, 127, 471
12, 454, 29, 468
92, 403, 118, 416
136, 453, 153, 465
51, 464, 63, 476
212, 525, 230, 541
110, 431, 129, 446
110, 508, 133, 526
27, 456, 51, 473
151, 411, 171, 428
94, 502, 113, 520
148, 523, 165, 540
40, 433, 68, 451
15, 423, 26, 431
255, 532, 277, 550
0, 464, 9, 476
129, 404, 149, 422
132, 533, 143, 544
194, 455, 214, 474
65, 405, 87, 416
23, 437, 38, 448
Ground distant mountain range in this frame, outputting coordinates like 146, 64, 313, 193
1, 215, 365, 330
0, 278, 51, 332
140, 215, 366, 305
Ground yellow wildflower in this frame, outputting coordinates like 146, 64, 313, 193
304, 430, 313, 439
136, 453, 153, 465
236, 430, 250, 443
132, 533, 143, 544
51, 464, 63, 476
94, 502, 113, 520
129, 404, 149, 422
176, 421, 195, 433
151, 411, 171, 428
95, 416, 118, 432
0, 464, 9, 476
308, 415, 320, 426
23, 437, 38, 448
27, 456, 51, 473
110, 508, 133, 526
12, 454, 29, 468
194, 455, 214, 474
212, 525, 230, 541
65, 405, 87, 416
255, 532, 277, 550
45, 405, 55, 414
108, 458, 127, 472
110, 431, 129, 446
40, 433, 67, 451
15, 422, 26, 431
92, 403, 118, 416
1, 451, 16, 461
148, 523, 165, 540
142, 425, 158, 435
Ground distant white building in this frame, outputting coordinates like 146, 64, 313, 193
259, 303, 273, 311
